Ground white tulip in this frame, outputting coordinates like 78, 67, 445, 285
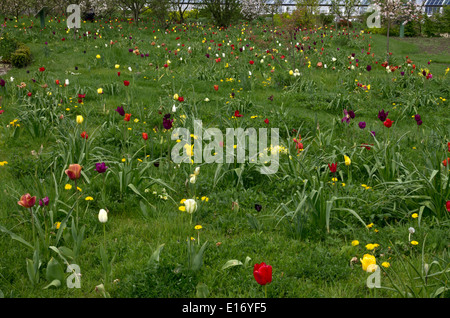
194, 166, 200, 176
65, 79, 70, 86
189, 175, 197, 183
184, 199, 197, 214
172, 104, 177, 112
98, 209, 108, 223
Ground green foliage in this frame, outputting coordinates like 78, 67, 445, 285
0, 34, 18, 62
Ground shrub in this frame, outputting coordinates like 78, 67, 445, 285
404, 21, 419, 37
0, 34, 18, 63
10, 43, 32, 68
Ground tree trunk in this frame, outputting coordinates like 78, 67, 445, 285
386, 19, 390, 62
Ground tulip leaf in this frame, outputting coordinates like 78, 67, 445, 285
244, 256, 252, 268
45, 257, 64, 287
221, 259, 243, 270
43, 279, 61, 290
148, 244, 165, 272
128, 184, 154, 208
0, 225, 33, 250
196, 283, 210, 298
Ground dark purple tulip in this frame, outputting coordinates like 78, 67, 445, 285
378, 109, 389, 122
371, 131, 376, 137
115, 106, 125, 116
351, 53, 355, 57
401, 71, 405, 76
359, 121, 366, 129
129, 48, 133, 52
417, 120, 423, 126
0, 79, 5, 87
414, 114, 421, 122
205, 53, 210, 58
95, 162, 108, 173
255, 204, 262, 212
163, 117, 173, 130
39, 196, 49, 207
348, 110, 355, 119
366, 65, 372, 71
422, 70, 427, 76
164, 113, 171, 119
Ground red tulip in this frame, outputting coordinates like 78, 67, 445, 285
447, 142, 450, 152
178, 96, 184, 102
18, 193, 36, 208
27, 92, 32, 97
39, 67, 45, 72
118, 72, 121, 76
142, 132, 148, 140
164, 64, 169, 68
249, 60, 254, 65
446, 201, 450, 212
264, 118, 269, 124
65, 164, 82, 180
124, 113, 131, 121
214, 85, 219, 91
55, 79, 60, 85
328, 163, 337, 173
234, 110, 243, 118
443, 158, 450, 167
253, 262, 272, 286
81, 131, 88, 139
124, 80, 130, 86
383, 118, 394, 128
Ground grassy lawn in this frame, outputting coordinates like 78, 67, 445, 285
0, 16, 449, 299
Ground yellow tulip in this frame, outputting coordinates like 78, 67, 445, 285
344, 155, 351, 166
97, 88, 103, 94
76, 115, 84, 124
360, 254, 376, 272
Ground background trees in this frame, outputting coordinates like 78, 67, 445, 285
200, 0, 241, 27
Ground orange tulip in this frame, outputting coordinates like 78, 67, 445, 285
18, 193, 36, 208
65, 164, 82, 180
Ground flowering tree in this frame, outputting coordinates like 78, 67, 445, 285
240, 0, 267, 21
372, 0, 424, 61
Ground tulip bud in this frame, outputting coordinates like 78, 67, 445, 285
98, 209, 108, 223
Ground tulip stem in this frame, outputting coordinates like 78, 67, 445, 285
265, 285, 267, 298
103, 223, 106, 247
30, 207, 36, 247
